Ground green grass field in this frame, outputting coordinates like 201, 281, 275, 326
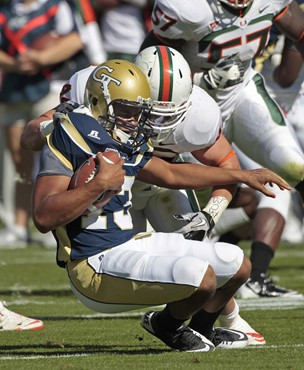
1, 241, 304, 370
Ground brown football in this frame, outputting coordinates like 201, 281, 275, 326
31, 32, 61, 51
69, 151, 121, 215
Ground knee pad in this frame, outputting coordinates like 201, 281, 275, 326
212, 242, 244, 287
172, 256, 209, 287
257, 185, 291, 220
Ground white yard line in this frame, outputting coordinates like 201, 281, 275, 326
1, 344, 304, 360
5, 296, 304, 312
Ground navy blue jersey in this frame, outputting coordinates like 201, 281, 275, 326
39, 109, 153, 266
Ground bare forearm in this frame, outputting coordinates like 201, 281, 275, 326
37, 33, 84, 66
21, 118, 46, 150
34, 180, 108, 232
275, 1, 304, 60
21, 109, 55, 150
138, 161, 244, 189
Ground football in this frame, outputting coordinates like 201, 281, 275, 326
69, 151, 121, 215
31, 32, 61, 51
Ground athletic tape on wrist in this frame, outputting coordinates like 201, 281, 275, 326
202, 196, 230, 224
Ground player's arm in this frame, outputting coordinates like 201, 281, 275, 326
137, 156, 291, 195
21, 109, 55, 151
273, 37, 303, 88
21, 100, 80, 151
33, 152, 125, 233
191, 133, 240, 224
19, 32, 84, 70
274, 0, 304, 60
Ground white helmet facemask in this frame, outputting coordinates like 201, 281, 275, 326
134, 45, 192, 144
219, 0, 252, 9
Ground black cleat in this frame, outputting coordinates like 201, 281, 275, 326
208, 328, 249, 349
237, 275, 303, 299
141, 311, 215, 352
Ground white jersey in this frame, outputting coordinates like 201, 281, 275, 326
100, 5, 147, 55
153, 85, 222, 159
152, 0, 292, 120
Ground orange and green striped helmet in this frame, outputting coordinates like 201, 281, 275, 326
134, 45, 193, 143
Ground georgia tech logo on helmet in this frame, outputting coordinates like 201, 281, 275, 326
93, 65, 121, 91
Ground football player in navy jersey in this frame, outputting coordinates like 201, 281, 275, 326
32, 60, 289, 352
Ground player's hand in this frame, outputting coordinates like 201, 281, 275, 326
243, 168, 291, 197
55, 100, 80, 114
174, 211, 215, 241
52, 101, 80, 129
199, 54, 245, 90
95, 152, 125, 193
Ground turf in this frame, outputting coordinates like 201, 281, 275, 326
0, 241, 304, 369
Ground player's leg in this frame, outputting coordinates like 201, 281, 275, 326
67, 232, 249, 350
287, 86, 304, 152
231, 72, 304, 199
67, 232, 217, 352
141, 183, 264, 344
0, 103, 33, 248
233, 147, 302, 298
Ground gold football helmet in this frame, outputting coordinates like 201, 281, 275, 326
84, 59, 153, 152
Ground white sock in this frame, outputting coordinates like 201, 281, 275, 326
11, 225, 28, 239
218, 301, 239, 326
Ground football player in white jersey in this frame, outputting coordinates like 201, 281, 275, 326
272, 31, 304, 243
31, 60, 289, 351
22, 48, 266, 345
132, 45, 267, 345
140, 0, 304, 298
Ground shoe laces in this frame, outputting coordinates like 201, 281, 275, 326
209, 328, 235, 346
174, 327, 204, 349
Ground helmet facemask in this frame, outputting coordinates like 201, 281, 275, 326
99, 99, 154, 151
219, 0, 252, 9
149, 100, 191, 143
134, 45, 193, 145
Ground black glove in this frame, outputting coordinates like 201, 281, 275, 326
55, 100, 80, 114
174, 211, 215, 241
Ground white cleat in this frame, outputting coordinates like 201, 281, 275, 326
0, 301, 44, 331
219, 316, 265, 346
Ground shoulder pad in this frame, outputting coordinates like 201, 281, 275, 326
173, 85, 222, 151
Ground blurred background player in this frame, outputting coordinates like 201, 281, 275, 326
140, 0, 304, 298
68, 0, 107, 65
94, 0, 154, 61
0, 0, 83, 248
